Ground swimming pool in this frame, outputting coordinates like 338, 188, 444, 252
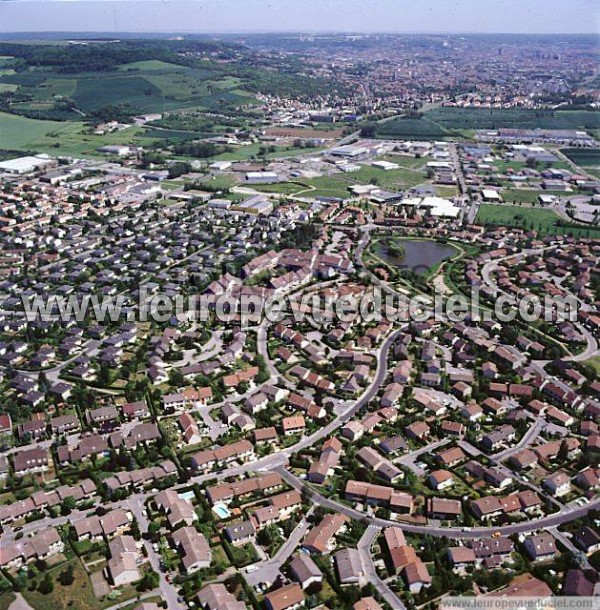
178, 491, 196, 502
213, 504, 231, 519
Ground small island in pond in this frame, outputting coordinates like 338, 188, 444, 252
386, 243, 405, 258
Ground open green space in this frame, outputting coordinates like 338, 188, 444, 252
562, 148, 600, 167
502, 189, 572, 204
377, 116, 450, 140
0, 592, 15, 610
562, 147, 600, 178
118, 59, 193, 72
251, 163, 429, 199
476, 203, 600, 238
22, 558, 105, 610
424, 107, 600, 132
0, 110, 172, 157
0, 111, 73, 149
584, 356, 600, 376
0, 65, 256, 119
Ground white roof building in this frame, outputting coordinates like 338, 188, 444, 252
0, 154, 55, 175
482, 189, 503, 202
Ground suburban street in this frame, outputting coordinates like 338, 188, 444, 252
276, 466, 600, 541
358, 525, 407, 610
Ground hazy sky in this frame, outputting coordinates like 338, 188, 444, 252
0, 0, 598, 34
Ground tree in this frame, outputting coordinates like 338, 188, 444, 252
147, 522, 161, 542
525, 156, 538, 169
137, 569, 160, 592
360, 123, 377, 138
557, 439, 569, 463
38, 573, 54, 595
60, 496, 76, 516
59, 564, 75, 586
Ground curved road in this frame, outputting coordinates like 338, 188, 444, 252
276, 466, 600, 541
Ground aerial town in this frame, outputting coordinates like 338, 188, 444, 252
0, 20, 598, 610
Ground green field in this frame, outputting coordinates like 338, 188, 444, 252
0, 111, 72, 149
476, 203, 600, 238
562, 148, 600, 166
377, 116, 450, 140
118, 59, 192, 72
502, 189, 572, 204
584, 356, 600, 376
250, 161, 430, 199
251, 181, 309, 196
0, 65, 258, 117
424, 107, 600, 132
562, 148, 600, 178
73, 76, 168, 112
22, 558, 108, 610
0, 111, 169, 157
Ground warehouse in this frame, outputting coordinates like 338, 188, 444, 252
0, 154, 57, 175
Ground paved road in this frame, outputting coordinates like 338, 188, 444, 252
276, 465, 600, 541
243, 511, 312, 588
549, 527, 592, 569
125, 495, 184, 610
480, 245, 598, 362
396, 438, 449, 477
357, 525, 406, 610
492, 418, 543, 462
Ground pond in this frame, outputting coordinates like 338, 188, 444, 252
375, 238, 457, 275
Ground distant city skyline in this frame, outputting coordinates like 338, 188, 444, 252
0, 0, 598, 35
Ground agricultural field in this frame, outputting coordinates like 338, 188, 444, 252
0, 62, 258, 118
562, 147, 600, 178
377, 116, 450, 140
424, 107, 600, 132
0, 111, 168, 157
0, 111, 74, 150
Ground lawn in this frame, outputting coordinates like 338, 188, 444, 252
584, 356, 600, 376
502, 189, 566, 204
435, 185, 459, 198
346, 164, 428, 189
206, 142, 309, 162
21, 557, 141, 610
22, 558, 100, 610
476, 203, 600, 238
251, 181, 309, 195
476, 204, 561, 231
251, 163, 430, 199
0, 592, 15, 610
196, 174, 239, 191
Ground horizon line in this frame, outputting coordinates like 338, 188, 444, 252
0, 30, 599, 36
